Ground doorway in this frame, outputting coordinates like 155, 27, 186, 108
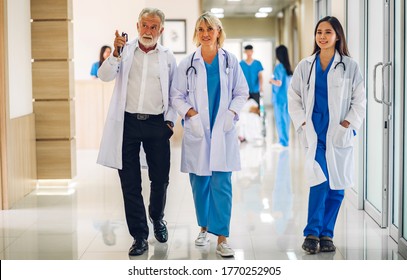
364, 0, 406, 254
364, 0, 392, 229
223, 39, 273, 105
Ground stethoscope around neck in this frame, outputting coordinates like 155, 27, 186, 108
306, 50, 346, 87
186, 49, 230, 93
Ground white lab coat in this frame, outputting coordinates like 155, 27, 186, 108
288, 51, 366, 189
97, 39, 177, 169
170, 47, 249, 176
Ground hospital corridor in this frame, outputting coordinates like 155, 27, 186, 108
0, 113, 402, 260
1, 0, 407, 264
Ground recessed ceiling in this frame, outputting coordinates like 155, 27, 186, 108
202, 0, 297, 18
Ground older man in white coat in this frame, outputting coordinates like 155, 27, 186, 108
97, 8, 177, 256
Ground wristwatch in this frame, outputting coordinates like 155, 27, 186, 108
165, 120, 174, 128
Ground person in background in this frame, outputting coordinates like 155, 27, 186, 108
90, 45, 111, 78
97, 7, 177, 256
239, 44, 264, 105
269, 45, 293, 148
170, 12, 249, 257
288, 16, 366, 254
236, 98, 263, 143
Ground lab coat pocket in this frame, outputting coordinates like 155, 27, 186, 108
331, 145, 354, 189
335, 78, 352, 100
223, 110, 236, 132
298, 125, 308, 148
333, 124, 353, 148
189, 114, 204, 138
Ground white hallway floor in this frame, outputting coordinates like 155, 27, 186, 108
0, 118, 404, 260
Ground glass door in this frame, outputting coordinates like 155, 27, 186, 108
365, 0, 392, 228
315, 0, 331, 19
346, 0, 365, 209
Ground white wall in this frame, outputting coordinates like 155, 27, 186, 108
146, 0, 200, 62
7, 0, 33, 119
73, 0, 200, 80
73, 0, 146, 80
299, 0, 314, 59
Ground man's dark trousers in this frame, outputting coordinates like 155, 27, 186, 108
118, 112, 173, 240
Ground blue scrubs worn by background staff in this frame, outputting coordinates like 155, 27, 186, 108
272, 63, 291, 147
240, 45, 264, 105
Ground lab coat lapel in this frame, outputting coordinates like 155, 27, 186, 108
194, 47, 208, 115
305, 54, 317, 120
158, 45, 169, 112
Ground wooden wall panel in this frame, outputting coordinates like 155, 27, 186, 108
31, 0, 76, 180
7, 114, 37, 209
75, 80, 183, 149
31, 21, 73, 60
31, 0, 73, 20
34, 100, 75, 139
36, 139, 76, 179
32, 61, 74, 99
75, 80, 113, 149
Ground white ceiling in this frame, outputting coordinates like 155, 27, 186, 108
202, 0, 297, 18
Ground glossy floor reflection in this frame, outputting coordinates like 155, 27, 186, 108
0, 115, 404, 260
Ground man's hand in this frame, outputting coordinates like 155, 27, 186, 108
113, 30, 127, 57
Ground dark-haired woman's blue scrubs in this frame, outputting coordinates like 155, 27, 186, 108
303, 54, 345, 239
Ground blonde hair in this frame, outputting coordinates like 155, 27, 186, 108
193, 12, 226, 47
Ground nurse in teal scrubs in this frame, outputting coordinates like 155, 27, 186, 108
170, 12, 249, 257
269, 45, 293, 147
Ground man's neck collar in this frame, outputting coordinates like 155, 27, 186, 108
138, 41, 157, 53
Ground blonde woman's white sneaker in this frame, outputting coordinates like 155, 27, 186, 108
195, 231, 210, 246
216, 241, 235, 257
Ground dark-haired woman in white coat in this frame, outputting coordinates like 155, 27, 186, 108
288, 16, 366, 254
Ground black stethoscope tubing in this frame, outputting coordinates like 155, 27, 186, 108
186, 49, 230, 93
306, 51, 346, 86
186, 49, 230, 77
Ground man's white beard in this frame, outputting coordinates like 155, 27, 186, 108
139, 36, 158, 48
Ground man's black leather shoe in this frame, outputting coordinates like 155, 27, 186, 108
128, 239, 148, 256
153, 220, 168, 243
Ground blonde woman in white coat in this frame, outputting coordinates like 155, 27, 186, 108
170, 12, 249, 257
288, 16, 366, 254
